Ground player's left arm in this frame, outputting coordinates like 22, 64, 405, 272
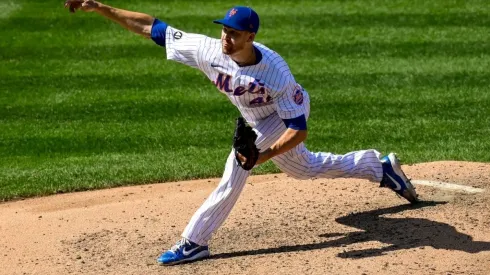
256, 117, 308, 165
256, 78, 309, 165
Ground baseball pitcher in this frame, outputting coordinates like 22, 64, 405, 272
64, 0, 419, 266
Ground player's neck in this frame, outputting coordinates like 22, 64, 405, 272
230, 45, 256, 67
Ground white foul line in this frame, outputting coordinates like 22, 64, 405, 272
411, 180, 485, 194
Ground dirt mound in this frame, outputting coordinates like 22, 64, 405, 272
1, 161, 490, 275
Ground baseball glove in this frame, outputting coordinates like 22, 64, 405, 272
233, 117, 259, 171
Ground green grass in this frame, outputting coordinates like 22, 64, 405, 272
1, 0, 489, 200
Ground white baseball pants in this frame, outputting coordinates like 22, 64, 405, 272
182, 103, 384, 246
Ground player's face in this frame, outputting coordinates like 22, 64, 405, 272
221, 26, 255, 55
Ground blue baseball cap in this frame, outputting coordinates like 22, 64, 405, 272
213, 6, 260, 33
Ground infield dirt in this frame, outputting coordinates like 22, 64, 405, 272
1, 161, 490, 275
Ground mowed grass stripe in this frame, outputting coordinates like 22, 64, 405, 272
3, 72, 490, 94
3, 27, 490, 49
1, 84, 488, 157
5, 12, 490, 33
10, 0, 490, 16
4, 56, 490, 79
2, 116, 488, 155
114, 0, 490, 15
0, 149, 234, 200
1, 85, 488, 122
0, 127, 233, 157
1, 118, 488, 201
2, 115, 488, 157
3, 40, 490, 61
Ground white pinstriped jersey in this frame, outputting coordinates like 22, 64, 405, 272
164, 26, 308, 123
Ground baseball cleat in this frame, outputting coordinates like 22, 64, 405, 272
380, 153, 419, 204
157, 238, 210, 266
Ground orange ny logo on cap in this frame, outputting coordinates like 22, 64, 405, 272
229, 8, 237, 17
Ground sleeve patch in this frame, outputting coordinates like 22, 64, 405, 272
293, 88, 304, 105
173, 31, 183, 39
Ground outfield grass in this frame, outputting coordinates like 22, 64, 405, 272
1, 0, 489, 200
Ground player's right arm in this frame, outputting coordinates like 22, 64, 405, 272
64, 0, 154, 38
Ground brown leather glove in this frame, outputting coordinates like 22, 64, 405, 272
233, 117, 259, 171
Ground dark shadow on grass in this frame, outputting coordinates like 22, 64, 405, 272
0, 131, 232, 156
211, 201, 490, 260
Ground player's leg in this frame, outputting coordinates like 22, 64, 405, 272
157, 114, 290, 265
271, 143, 418, 203
157, 150, 250, 265
271, 144, 383, 181
176, 115, 287, 245
181, 150, 250, 245
251, 108, 384, 183
249, 104, 417, 203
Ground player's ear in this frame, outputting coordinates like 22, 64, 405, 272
247, 32, 256, 42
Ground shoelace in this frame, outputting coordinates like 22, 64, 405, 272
170, 238, 190, 252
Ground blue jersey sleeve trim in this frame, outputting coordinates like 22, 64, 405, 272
151, 19, 168, 47
282, 114, 307, 130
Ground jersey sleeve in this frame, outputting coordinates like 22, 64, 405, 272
274, 81, 307, 120
165, 26, 207, 69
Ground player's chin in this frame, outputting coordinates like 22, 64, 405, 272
222, 46, 234, 55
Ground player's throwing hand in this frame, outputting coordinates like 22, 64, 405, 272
64, 0, 99, 13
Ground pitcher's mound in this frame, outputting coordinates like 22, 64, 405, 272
1, 161, 489, 275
